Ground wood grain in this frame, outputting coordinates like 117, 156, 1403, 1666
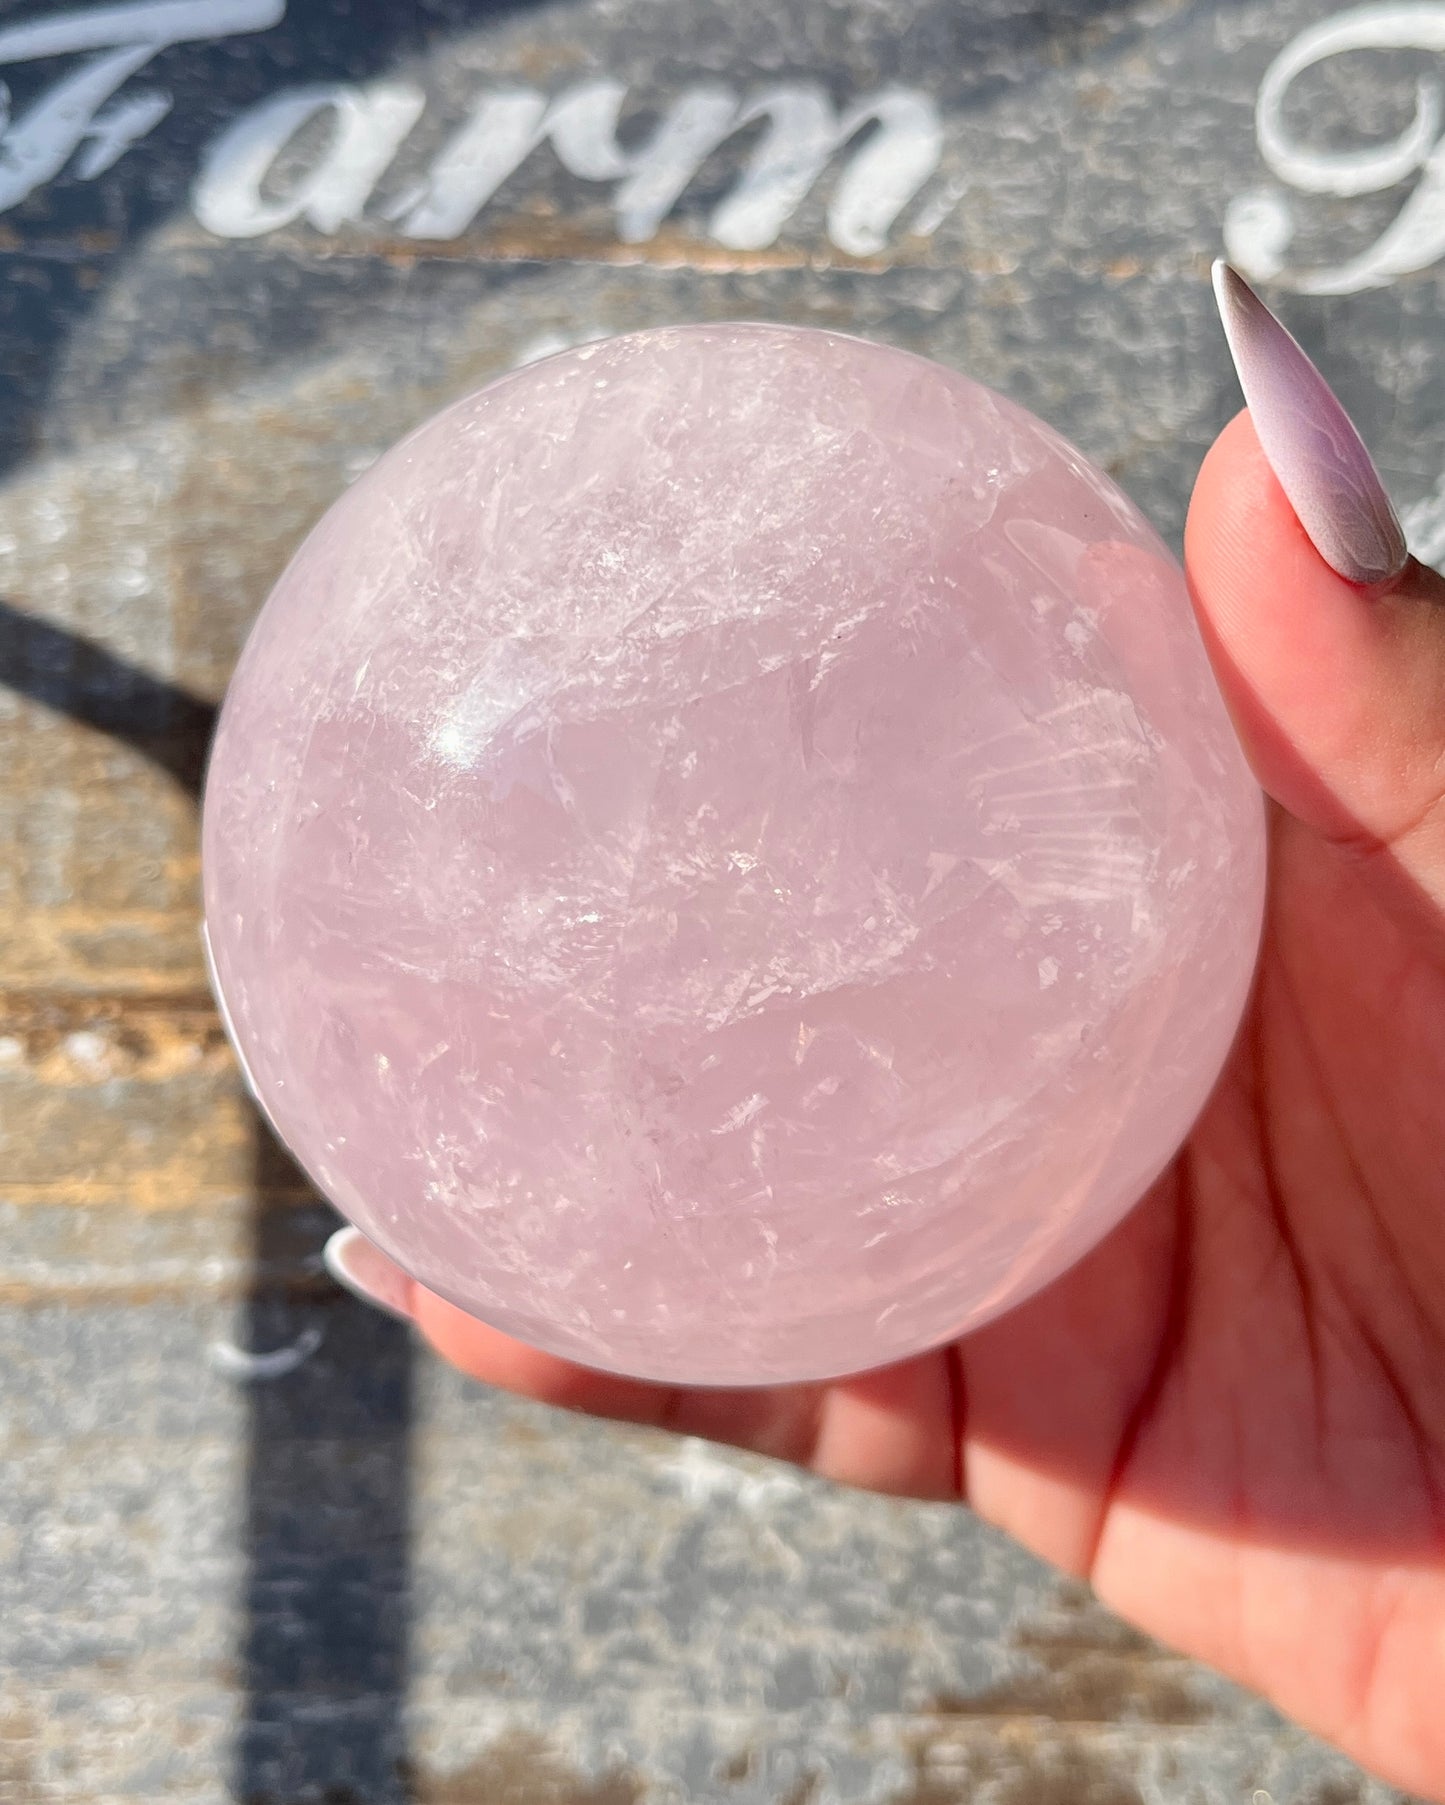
0, 0, 1437, 1800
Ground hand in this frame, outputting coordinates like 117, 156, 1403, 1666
331, 330, 1445, 1797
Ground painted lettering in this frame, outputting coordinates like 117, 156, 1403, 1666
1225, 1, 1445, 292
193, 80, 426, 236
195, 71, 943, 256
707, 85, 943, 256
0, 0, 283, 212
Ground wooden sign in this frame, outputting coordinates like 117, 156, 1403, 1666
0, 2, 1437, 1800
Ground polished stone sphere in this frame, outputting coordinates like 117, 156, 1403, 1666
203, 324, 1265, 1384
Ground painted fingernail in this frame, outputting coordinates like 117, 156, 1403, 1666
1211, 260, 1408, 587
323, 1226, 415, 1322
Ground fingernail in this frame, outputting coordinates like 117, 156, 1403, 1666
1211, 260, 1408, 587
323, 1226, 415, 1322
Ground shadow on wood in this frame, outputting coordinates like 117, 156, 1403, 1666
0, 597, 216, 792
0, 606, 418, 1802
237, 1138, 415, 1805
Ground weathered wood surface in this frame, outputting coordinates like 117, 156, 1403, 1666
1, 0, 1442, 1799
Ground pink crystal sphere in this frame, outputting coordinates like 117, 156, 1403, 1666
203, 324, 1265, 1385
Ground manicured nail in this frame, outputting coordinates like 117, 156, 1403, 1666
1212, 260, 1408, 587
323, 1226, 415, 1322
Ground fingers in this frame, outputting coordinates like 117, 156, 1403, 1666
324, 1227, 675, 1422
325, 1226, 958, 1496
413, 1284, 686, 1425
1185, 409, 1445, 865
412, 1280, 959, 1497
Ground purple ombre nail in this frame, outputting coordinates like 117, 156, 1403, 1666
1212, 260, 1408, 587
323, 1227, 415, 1322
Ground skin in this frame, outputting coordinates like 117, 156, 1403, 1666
397, 412, 1445, 1799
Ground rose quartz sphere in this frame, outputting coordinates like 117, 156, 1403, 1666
203, 324, 1264, 1385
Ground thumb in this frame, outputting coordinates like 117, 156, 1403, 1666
1185, 280, 1445, 869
